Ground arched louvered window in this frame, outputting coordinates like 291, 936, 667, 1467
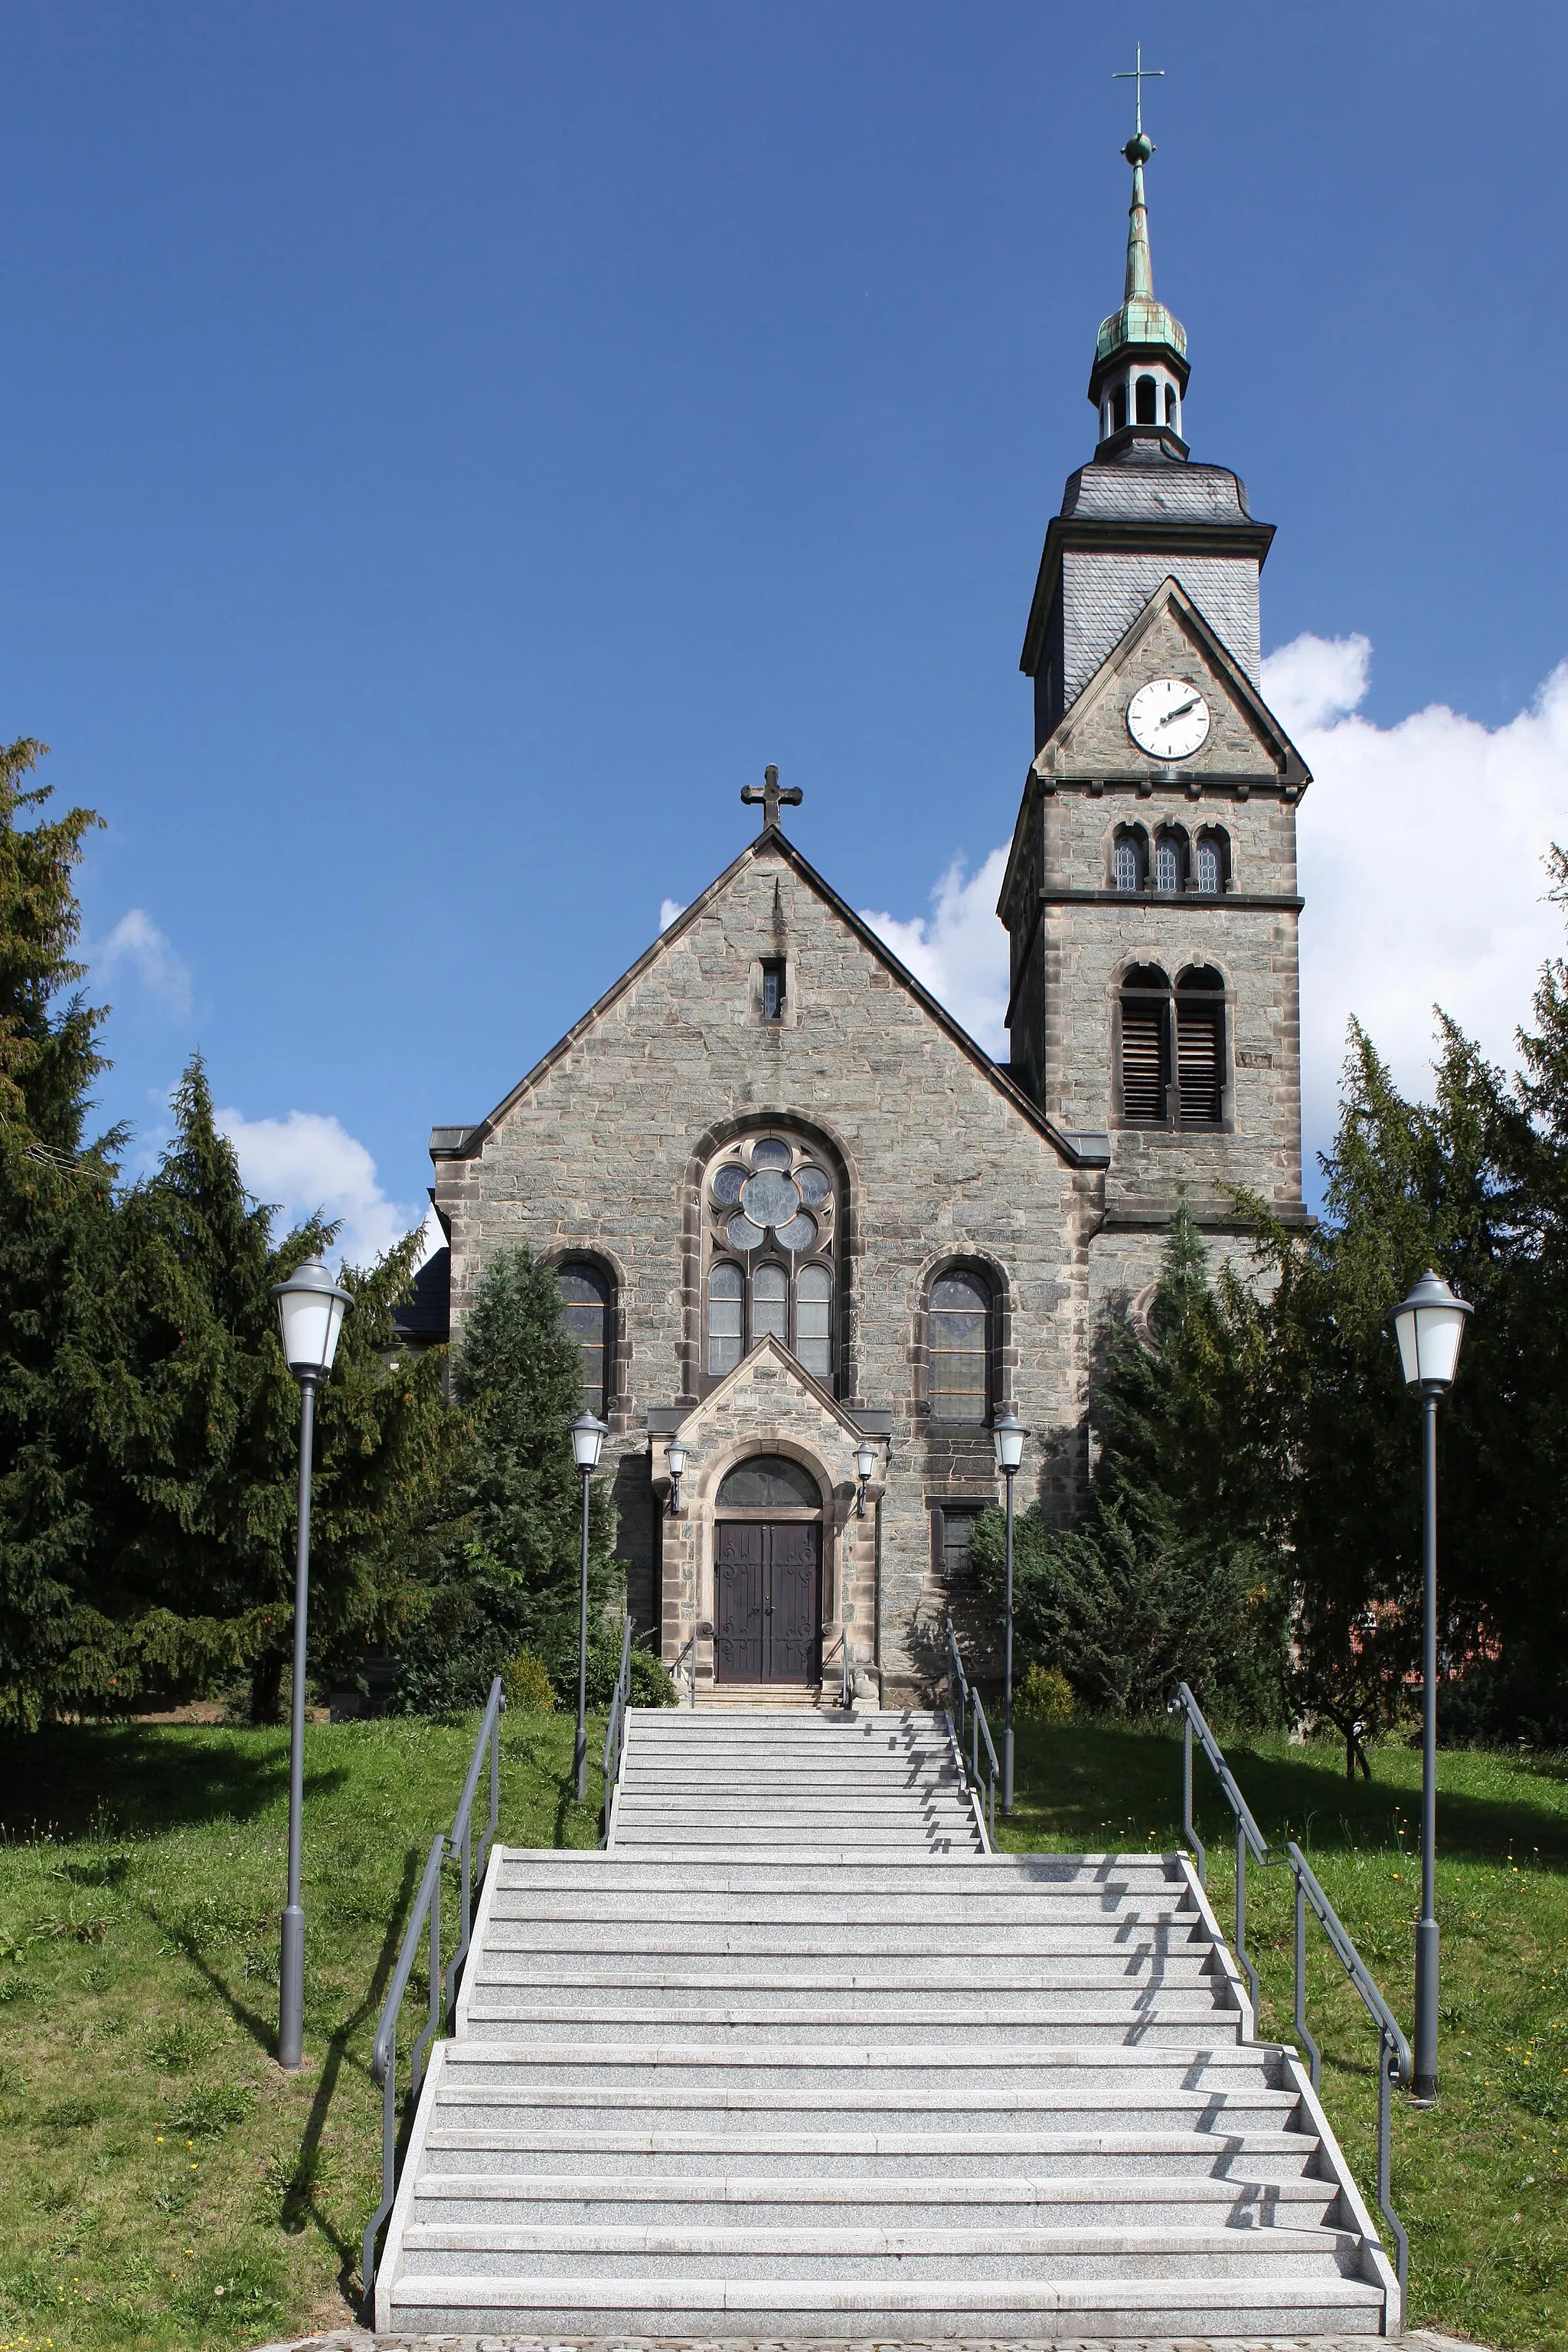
1176, 968, 1226, 1128
928, 1271, 991, 1424
1195, 836, 1223, 895
1154, 837, 1182, 895
559, 1263, 612, 1418
1112, 836, 1142, 893
707, 1261, 744, 1377
1119, 965, 1171, 1125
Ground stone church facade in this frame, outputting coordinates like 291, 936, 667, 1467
408, 135, 1310, 1702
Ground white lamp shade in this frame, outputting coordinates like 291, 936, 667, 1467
992, 1410, 1029, 1473
571, 1410, 608, 1470
666, 1439, 688, 1481
1390, 1269, 1472, 1392
270, 1257, 351, 1376
854, 1439, 877, 1483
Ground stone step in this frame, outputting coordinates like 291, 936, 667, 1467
608, 1832, 984, 1853
439, 2039, 1276, 2088
492, 1854, 1178, 1888
394, 2218, 1365, 2281
469, 1963, 1223, 2002
431, 2087, 1299, 2136
461, 2004, 1243, 2048
383, 2270, 1386, 2339
407, 2170, 1344, 2231
418, 2125, 1331, 2184
479, 1922, 1209, 1958
485, 1890, 1193, 1923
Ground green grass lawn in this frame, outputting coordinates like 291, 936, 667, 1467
0, 1710, 1562, 2352
0, 1708, 603, 2352
998, 1721, 1568, 2352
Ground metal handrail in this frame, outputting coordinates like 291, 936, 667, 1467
945, 1617, 998, 1841
600, 1616, 634, 1835
836, 1631, 854, 1710
1168, 1680, 1412, 2299
361, 1676, 506, 2299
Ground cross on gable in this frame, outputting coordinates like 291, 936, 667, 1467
741, 763, 803, 834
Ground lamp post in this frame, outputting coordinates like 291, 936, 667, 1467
992, 1410, 1029, 1815
1390, 1268, 1472, 2105
854, 1437, 876, 1518
268, 1256, 351, 2071
665, 1438, 688, 1517
570, 1410, 608, 1803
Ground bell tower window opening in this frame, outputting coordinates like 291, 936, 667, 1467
1119, 965, 1171, 1126
701, 1132, 840, 1391
1176, 967, 1226, 1128
761, 957, 786, 1022
1110, 384, 1127, 434
1135, 373, 1158, 424
1165, 384, 1178, 424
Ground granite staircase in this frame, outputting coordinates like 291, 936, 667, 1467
374, 1706, 1400, 2340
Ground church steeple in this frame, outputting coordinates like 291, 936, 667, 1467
1088, 56, 1190, 461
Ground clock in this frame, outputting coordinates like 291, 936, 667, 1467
1127, 677, 1211, 761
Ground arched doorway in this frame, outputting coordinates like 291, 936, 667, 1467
713, 1454, 822, 1684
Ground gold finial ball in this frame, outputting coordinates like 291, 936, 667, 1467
1123, 131, 1154, 165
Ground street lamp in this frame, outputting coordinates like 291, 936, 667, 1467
665, 1438, 688, 1516
854, 1437, 877, 1518
1390, 1268, 1472, 2104
268, 1256, 351, 2071
570, 1410, 608, 1802
992, 1410, 1029, 1815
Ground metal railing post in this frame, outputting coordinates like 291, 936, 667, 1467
1294, 1867, 1321, 2089
1379, 2037, 1410, 2302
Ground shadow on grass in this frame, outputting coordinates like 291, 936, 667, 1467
0, 1722, 351, 1841
1008, 1721, 1568, 1868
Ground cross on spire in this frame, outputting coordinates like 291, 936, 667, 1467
740, 763, 802, 834
1113, 44, 1164, 139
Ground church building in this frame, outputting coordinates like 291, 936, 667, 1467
410, 127, 1310, 1704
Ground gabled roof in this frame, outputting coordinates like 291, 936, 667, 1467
430, 825, 1109, 1171
671, 1331, 870, 1445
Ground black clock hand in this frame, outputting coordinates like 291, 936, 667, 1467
1162, 696, 1201, 723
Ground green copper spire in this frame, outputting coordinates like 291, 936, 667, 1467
1095, 124, 1187, 374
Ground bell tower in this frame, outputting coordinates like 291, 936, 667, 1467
998, 78, 1308, 1236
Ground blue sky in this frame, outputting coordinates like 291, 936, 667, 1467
5, 3, 1566, 1253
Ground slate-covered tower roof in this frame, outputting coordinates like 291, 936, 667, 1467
1020, 117, 1275, 752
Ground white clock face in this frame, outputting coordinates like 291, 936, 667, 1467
1127, 677, 1211, 761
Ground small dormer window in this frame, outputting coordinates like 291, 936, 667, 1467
761, 958, 786, 1021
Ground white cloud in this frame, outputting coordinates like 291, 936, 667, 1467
1258, 631, 1371, 736
857, 639, 1568, 1178
93, 908, 192, 1016
658, 897, 686, 932
861, 848, 1012, 1057
1272, 635, 1568, 1166
214, 1106, 433, 1271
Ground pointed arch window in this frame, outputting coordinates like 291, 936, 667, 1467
701, 1132, 840, 1391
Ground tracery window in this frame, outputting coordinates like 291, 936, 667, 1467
927, 1270, 991, 1424
703, 1132, 838, 1389
559, 1262, 612, 1417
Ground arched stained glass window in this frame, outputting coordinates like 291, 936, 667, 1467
559, 1264, 611, 1418
1154, 838, 1181, 895
753, 1262, 788, 1341
1113, 838, 1142, 893
928, 1272, 990, 1424
796, 1264, 832, 1380
707, 1261, 744, 1377
717, 1454, 820, 1509
1195, 838, 1222, 895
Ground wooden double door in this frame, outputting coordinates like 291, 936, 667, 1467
714, 1519, 822, 1684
